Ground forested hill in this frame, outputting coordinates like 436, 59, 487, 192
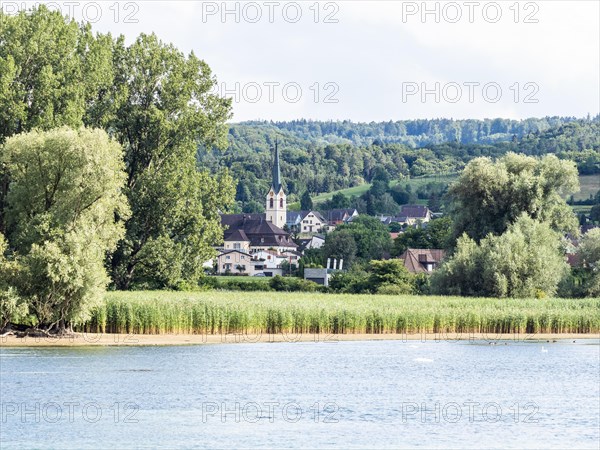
199, 117, 600, 210
228, 116, 594, 149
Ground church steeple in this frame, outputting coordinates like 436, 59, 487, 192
272, 139, 282, 193
265, 139, 286, 229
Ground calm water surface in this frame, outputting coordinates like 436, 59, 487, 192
1, 339, 599, 449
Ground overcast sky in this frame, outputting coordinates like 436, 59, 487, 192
12, 1, 599, 122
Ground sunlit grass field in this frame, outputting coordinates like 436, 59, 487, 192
83, 291, 600, 336
573, 174, 600, 201
309, 173, 458, 206
288, 174, 597, 210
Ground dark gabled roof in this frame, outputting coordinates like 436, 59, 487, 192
399, 248, 446, 274
324, 208, 358, 222
221, 214, 297, 249
400, 205, 430, 219
221, 213, 265, 228
224, 229, 249, 242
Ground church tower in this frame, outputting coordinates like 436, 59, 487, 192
266, 140, 287, 229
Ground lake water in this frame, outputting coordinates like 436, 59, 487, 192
1, 339, 599, 449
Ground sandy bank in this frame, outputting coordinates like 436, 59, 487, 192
1, 332, 598, 347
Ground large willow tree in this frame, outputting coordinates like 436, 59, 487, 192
448, 153, 580, 242
0, 7, 235, 290
1, 128, 128, 332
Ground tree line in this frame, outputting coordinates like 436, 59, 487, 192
200, 119, 600, 210
300, 154, 599, 298
0, 7, 234, 333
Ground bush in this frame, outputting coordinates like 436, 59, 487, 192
329, 260, 416, 295
219, 280, 272, 292
0, 287, 29, 331
432, 214, 569, 298
269, 276, 319, 292
376, 283, 409, 295
329, 270, 371, 294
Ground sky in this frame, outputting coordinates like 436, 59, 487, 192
6, 0, 599, 122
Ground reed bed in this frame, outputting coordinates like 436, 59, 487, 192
82, 291, 600, 335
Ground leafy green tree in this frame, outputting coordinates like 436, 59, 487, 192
390, 184, 415, 206
300, 191, 313, 210
0, 233, 28, 331
327, 192, 351, 209
322, 231, 357, 268
1, 127, 128, 332
392, 228, 430, 256
0, 9, 234, 290
0, 7, 114, 139
392, 217, 453, 256
448, 153, 579, 241
431, 214, 568, 298
329, 268, 371, 294
335, 216, 392, 262
0, 7, 115, 230
106, 33, 234, 289
242, 200, 264, 213
578, 228, 600, 296
368, 260, 414, 294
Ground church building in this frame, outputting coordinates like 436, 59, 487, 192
219, 142, 297, 258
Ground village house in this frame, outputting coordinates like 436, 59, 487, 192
217, 249, 256, 275
380, 205, 432, 227
397, 204, 432, 226
297, 235, 325, 251
286, 210, 328, 234
399, 248, 446, 274
325, 208, 359, 227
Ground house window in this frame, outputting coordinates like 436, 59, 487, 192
280, 198, 283, 208
241, 256, 245, 260
269, 198, 274, 208
233, 243, 241, 250
225, 255, 230, 260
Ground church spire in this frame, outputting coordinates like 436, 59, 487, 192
272, 139, 282, 193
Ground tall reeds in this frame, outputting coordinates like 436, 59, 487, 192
82, 291, 600, 335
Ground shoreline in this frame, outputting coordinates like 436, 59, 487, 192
1, 332, 598, 347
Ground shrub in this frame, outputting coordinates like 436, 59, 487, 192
269, 276, 319, 292
432, 214, 569, 298
219, 280, 272, 292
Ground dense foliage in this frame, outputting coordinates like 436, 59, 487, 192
432, 215, 569, 298
0, 128, 128, 332
448, 153, 580, 241
391, 217, 454, 256
0, 7, 235, 292
321, 216, 392, 268
199, 118, 599, 210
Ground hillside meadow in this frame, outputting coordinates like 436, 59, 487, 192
289, 173, 598, 209
81, 291, 600, 336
